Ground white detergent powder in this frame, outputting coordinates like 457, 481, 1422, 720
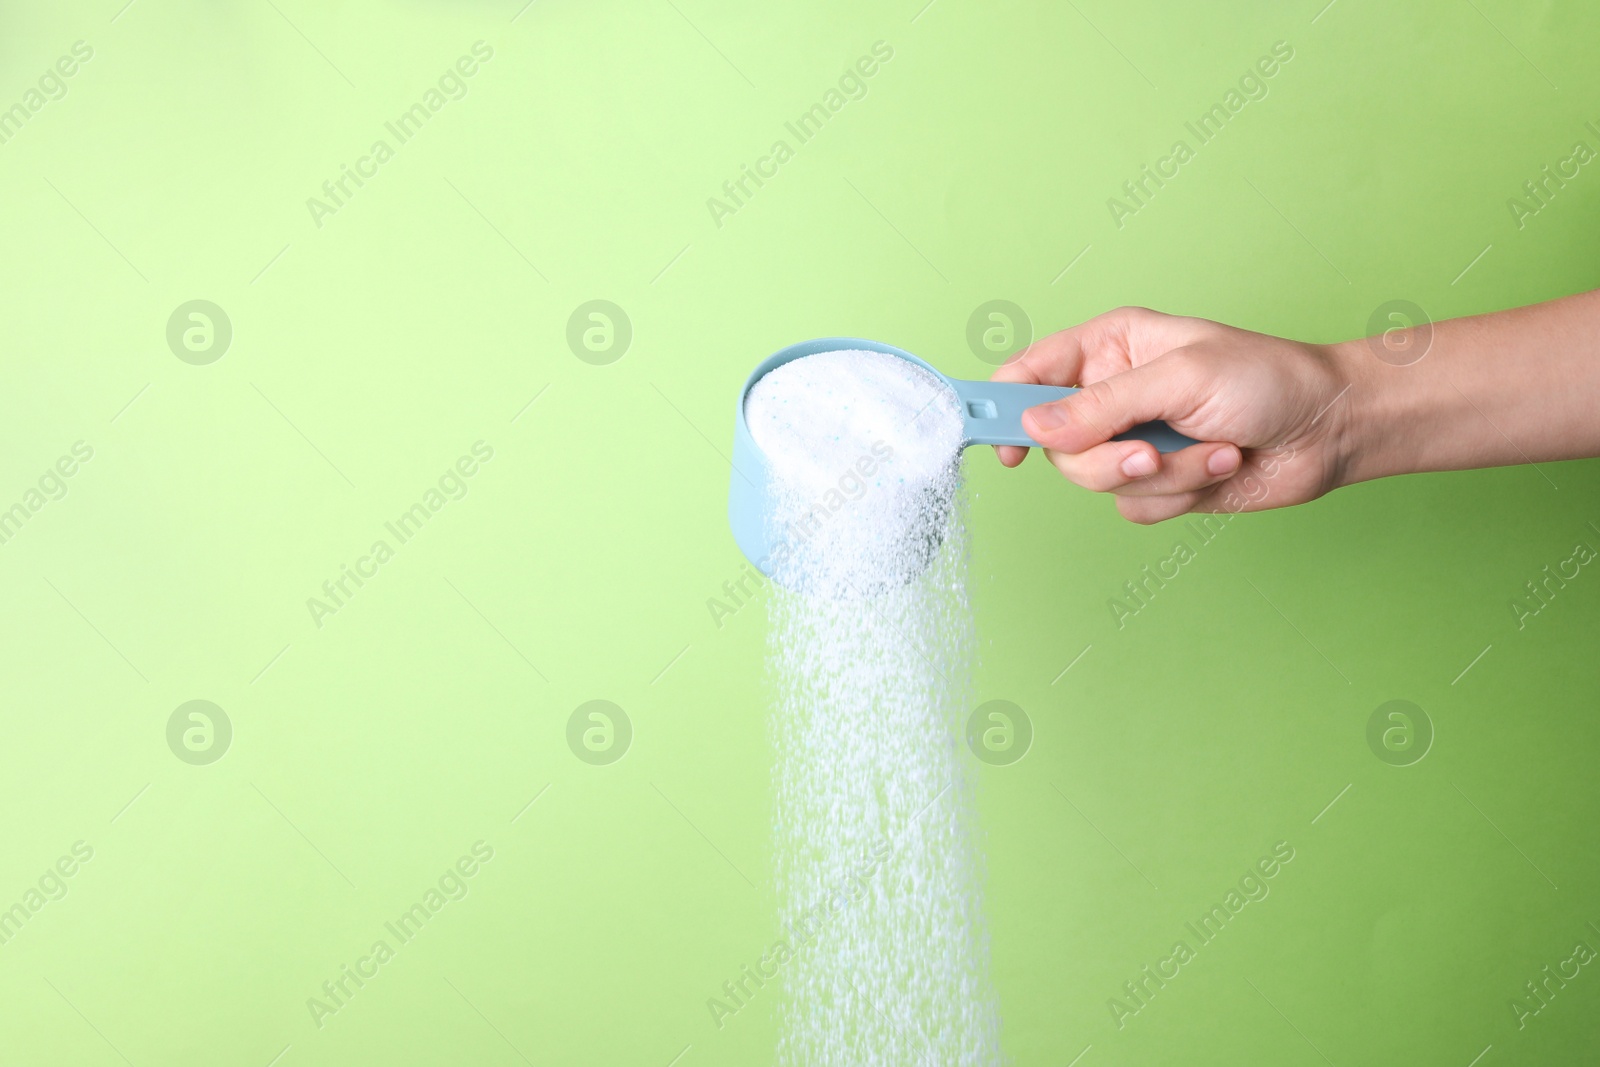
745, 350, 967, 599
747, 349, 1002, 1066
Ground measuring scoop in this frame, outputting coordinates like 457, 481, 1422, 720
728, 337, 1197, 576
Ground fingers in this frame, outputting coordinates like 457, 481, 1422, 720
988, 308, 1216, 470
1042, 441, 1241, 496
988, 323, 1099, 467
1023, 349, 1204, 454
994, 444, 1028, 467
989, 321, 1090, 386
991, 306, 1211, 387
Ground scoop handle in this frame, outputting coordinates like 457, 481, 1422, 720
946, 378, 1199, 451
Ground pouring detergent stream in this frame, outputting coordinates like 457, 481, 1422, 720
735, 339, 1193, 1066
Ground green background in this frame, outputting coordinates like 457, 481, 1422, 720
2, 0, 1598, 1064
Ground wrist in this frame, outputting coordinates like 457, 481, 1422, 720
1324, 339, 1379, 488
1330, 327, 1471, 487
1325, 337, 1423, 488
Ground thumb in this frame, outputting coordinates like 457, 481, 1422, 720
1021, 351, 1200, 453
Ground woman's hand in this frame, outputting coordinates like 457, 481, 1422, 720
991, 306, 1361, 524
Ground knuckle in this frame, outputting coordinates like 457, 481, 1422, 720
1088, 306, 1147, 348
1086, 465, 1125, 492
1076, 377, 1113, 410
1049, 451, 1116, 492
1101, 306, 1153, 346
1072, 379, 1120, 433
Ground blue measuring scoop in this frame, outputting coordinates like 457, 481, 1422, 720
728, 337, 1197, 575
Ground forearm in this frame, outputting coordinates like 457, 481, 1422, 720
1338, 288, 1600, 485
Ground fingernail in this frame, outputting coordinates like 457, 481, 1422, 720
1121, 451, 1156, 478
1207, 445, 1241, 476
1025, 404, 1067, 432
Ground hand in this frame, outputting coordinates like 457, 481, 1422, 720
991, 306, 1359, 524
